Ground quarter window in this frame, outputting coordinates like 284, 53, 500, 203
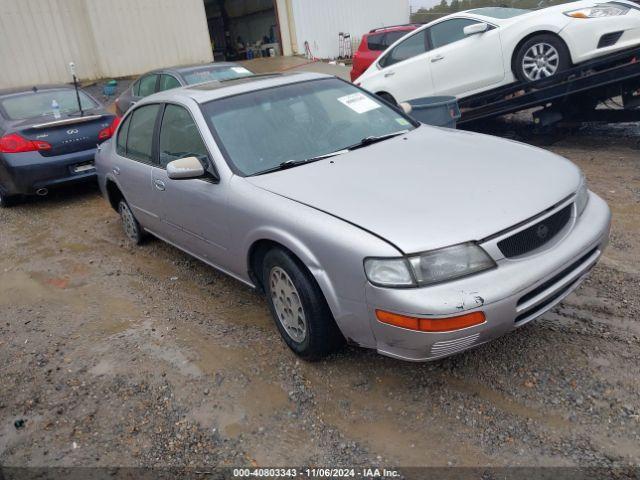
379, 29, 429, 68
429, 19, 484, 49
158, 104, 209, 169
125, 104, 161, 164
138, 74, 158, 97
159, 74, 181, 92
116, 115, 131, 156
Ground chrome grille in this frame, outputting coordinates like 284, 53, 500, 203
430, 333, 481, 357
498, 205, 572, 258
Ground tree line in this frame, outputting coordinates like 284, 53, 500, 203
410, 0, 574, 22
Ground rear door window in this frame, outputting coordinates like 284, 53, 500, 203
125, 104, 161, 164
429, 19, 483, 49
159, 74, 181, 92
367, 33, 385, 51
158, 104, 210, 169
379, 29, 429, 68
383, 31, 409, 48
138, 74, 159, 97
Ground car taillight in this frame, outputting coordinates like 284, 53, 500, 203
0, 133, 51, 154
98, 116, 121, 141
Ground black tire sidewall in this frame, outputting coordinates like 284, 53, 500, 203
515, 34, 570, 83
262, 249, 337, 360
0, 188, 15, 208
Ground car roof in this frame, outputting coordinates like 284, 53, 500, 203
140, 72, 332, 105
368, 24, 421, 34
147, 62, 241, 76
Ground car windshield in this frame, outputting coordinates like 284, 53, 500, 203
0, 90, 98, 120
200, 78, 417, 176
182, 66, 253, 85
468, 7, 531, 18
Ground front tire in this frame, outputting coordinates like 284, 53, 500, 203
515, 34, 570, 83
118, 199, 144, 245
262, 249, 343, 360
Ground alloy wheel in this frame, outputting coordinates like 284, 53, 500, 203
269, 266, 308, 343
522, 43, 560, 81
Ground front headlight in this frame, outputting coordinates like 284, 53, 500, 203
364, 243, 496, 288
575, 176, 589, 216
565, 4, 629, 18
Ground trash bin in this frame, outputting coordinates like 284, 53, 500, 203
407, 96, 461, 129
103, 80, 117, 97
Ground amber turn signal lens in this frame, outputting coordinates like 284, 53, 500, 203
376, 310, 486, 332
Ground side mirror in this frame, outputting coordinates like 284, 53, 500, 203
167, 156, 205, 180
399, 102, 413, 115
464, 23, 489, 36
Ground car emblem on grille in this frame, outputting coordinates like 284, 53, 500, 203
536, 224, 550, 239
67, 129, 79, 135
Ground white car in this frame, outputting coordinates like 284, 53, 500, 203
357, 0, 640, 104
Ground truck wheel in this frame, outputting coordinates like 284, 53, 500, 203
118, 199, 144, 245
262, 248, 343, 360
515, 34, 570, 82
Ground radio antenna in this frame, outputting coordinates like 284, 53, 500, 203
69, 62, 84, 117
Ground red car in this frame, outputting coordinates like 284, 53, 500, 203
350, 24, 421, 82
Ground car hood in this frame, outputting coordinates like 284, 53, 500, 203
247, 126, 581, 254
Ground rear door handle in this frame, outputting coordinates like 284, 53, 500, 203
154, 179, 165, 191
431, 55, 445, 63
113, 167, 120, 175
384, 71, 395, 78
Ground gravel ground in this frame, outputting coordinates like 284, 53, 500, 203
0, 105, 639, 475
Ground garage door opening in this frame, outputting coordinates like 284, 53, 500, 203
204, 0, 282, 61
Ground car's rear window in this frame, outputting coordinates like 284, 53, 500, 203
0, 90, 98, 120
182, 66, 253, 85
468, 7, 531, 18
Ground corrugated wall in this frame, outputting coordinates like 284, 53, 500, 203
290, 0, 409, 59
0, 0, 213, 89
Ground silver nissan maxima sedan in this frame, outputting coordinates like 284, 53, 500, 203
95, 72, 611, 362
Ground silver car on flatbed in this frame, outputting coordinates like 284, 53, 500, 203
96, 72, 611, 362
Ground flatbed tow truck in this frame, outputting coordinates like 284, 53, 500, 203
456, 46, 640, 129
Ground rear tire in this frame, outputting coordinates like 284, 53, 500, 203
0, 189, 17, 208
262, 248, 343, 360
118, 199, 144, 245
514, 34, 570, 83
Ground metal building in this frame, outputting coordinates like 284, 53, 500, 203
0, 0, 409, 88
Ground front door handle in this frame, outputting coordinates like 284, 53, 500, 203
154, 179, 166, 191
384, 71, 396, 78
113, 167, 120, 176
431, 55, 445, 63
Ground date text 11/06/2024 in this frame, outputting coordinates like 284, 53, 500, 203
232, 468, 401, 478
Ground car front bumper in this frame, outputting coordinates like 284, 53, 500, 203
364, 192, 611, 362
561, 11, 640, 64
0, 148, 98, 196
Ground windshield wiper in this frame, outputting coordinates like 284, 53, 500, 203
346, 130, 409, 152
249, 149, 349, 176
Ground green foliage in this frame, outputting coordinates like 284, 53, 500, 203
410, 0, 575, 23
